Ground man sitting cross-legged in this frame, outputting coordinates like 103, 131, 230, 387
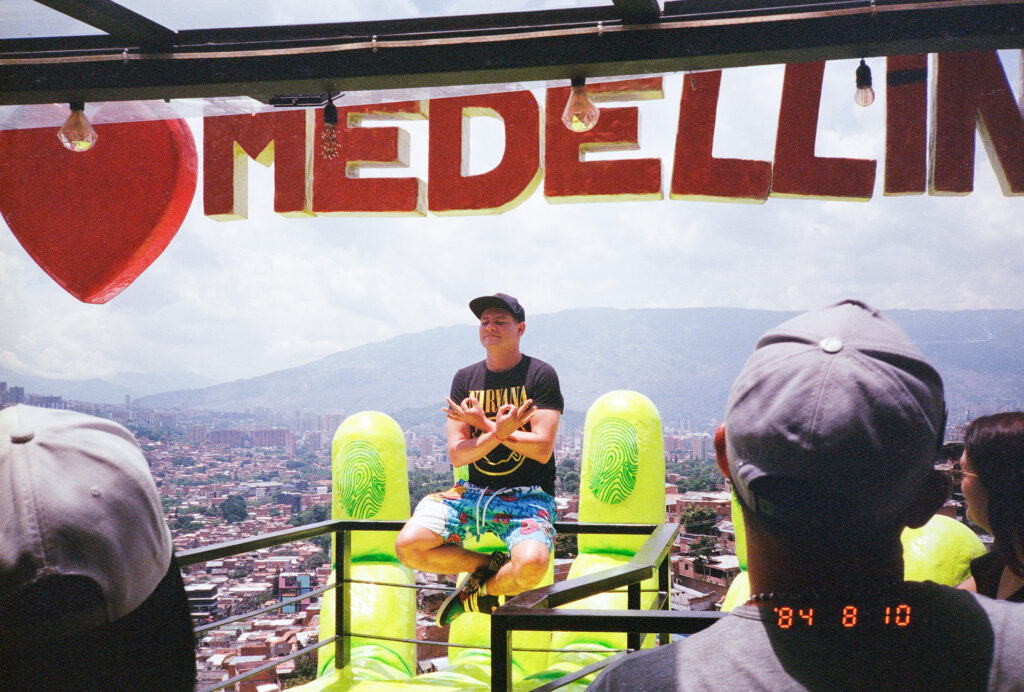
395, 293, 563, 625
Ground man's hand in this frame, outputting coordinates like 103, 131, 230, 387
443, 396, 491, 432
494, 398, 536, 441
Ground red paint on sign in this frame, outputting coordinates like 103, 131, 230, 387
0, 103, 197, 303
772, 61, 876, 201
204, 110, 310, 219
312, 100, 427, 215
544, 78, 663, 202
931, 51, 1024, 196
428, 91, 541, 215
884, 55, 928, 196
670, 70, 771, 203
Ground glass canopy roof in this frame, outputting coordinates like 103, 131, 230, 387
1, 1, 604, 38
0, 1, 1020, 128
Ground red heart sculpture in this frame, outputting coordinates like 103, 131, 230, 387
0, 103, 197, 303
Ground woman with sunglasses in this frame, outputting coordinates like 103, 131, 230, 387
957, 412, 1024, 602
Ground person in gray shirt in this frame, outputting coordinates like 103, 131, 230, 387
590, 300, 1024, 691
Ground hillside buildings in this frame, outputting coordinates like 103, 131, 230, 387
0, 383, 979, 688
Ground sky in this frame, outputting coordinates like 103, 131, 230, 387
1, 5, 1023, 387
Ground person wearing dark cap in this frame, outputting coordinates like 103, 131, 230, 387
396, 293, 563, 625
0, 405, 195, 691
589, 300, 1024, 691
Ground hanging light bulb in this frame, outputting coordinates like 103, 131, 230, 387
561, 77, 600, 133
58, 102, 98, 152
320, 94, 339, 159
855, 59, 875, 107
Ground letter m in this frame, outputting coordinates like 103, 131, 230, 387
204, 110, 313, 220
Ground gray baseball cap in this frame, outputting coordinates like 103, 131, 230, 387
0, 405, 172, 633
725, 300, 946, 534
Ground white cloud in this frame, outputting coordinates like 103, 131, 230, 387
2, 52, 1023, 387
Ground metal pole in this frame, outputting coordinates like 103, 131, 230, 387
658, 553, 671, 646
627, 581, 641, 652
334, 529, 352, 681
490, 612, 512, 692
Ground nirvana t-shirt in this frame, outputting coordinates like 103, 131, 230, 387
450, 355, 563, 495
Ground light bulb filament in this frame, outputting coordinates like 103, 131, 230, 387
855, 59, 875, 107
561, 78, 600, 133
58, 104, 98, 152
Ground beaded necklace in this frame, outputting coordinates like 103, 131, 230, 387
744, 579, 904, 606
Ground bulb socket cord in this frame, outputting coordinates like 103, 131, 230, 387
856, 59, 872, 90
323, 96, 339, 127
854, 59, 875, 107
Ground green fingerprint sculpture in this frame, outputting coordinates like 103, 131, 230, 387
579, 390, 664, 556
545, 391, 664, 679
315, 411, 414, 687
337, 440, 386, 519
587, 417, 639, 505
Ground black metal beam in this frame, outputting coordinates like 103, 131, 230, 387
612, 0, 663, 24
1, 1, 1022, 106
495, 606, 725, 635
32, 0, 176, 49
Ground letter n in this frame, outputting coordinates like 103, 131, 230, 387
930, 51, 1024, 196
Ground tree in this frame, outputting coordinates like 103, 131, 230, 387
284, 652, 318, 688
557, 470, 580, 495
685, 535, 720, 578
290, 504, 331, 553
675, 460, 723, 492
681, 506, 719, 535
289, 504, 329, 526
171, 516, 199, 532
554, 533, 577, 559
220, 494, 249, 523
300, 552, 329, 571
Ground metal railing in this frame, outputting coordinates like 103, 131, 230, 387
492, 522, 724, 691
178, 519, 726, 691
179, 517, 384, 691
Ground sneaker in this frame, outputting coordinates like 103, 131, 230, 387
484, 550, 511, 574
435, 552, 509, 627
436, 589, 500, 626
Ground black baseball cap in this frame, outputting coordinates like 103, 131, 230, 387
469, 293, 525, 322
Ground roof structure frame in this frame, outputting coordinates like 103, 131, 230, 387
31, 0, 176, 49
1, 0, 1022, 107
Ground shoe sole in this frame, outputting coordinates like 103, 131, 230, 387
436, 562, 495, 626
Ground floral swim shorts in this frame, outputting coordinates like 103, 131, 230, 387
409, 480, 556, 552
